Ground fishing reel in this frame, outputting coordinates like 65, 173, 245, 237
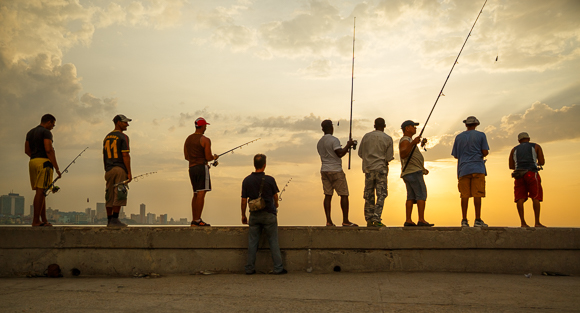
52, 186, 60, 193
211, 161, 219, 167
352, 139, 358, 150
420, 138, 428, 151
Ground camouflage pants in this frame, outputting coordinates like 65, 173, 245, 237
363, 169, 388, 222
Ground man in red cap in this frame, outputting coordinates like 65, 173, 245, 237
184, 117, 218, 226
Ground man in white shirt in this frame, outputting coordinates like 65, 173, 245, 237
358, 118, 394, 227
317, 120, 357, 227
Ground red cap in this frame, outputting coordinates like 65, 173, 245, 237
195, 117, 210, 127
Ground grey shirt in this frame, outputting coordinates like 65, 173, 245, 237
358, 130, 394, 173
400, 136, 425, 177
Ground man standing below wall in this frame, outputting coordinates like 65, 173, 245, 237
184, 117, 218, 227
316, 120, 357, 227
25, 114, 61, 226
241, 154, 286, 275
451, 116, 489, 227
399, 120, 433, 227
509, 132, 546, 228
358, 118, 394, 227
103, 114, 132, 227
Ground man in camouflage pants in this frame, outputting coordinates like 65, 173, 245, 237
358, 118, 394, 227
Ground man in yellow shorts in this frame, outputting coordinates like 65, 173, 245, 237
25, 114, 61, 226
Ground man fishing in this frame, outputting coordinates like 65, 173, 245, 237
358, 118, 393, 227
451, 116, 489, 227
317, 119, 357, 227
103, 114, 132, 227
508, 132, 546, 228
399, 120, 433, 227
25, 114, 61, 226
184, 117, 218, 227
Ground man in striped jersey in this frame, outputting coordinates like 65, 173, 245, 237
508, 132, 546, 228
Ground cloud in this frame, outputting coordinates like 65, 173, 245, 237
498, 102, 580, 142
299, 59, 333, 77
416, 101, 580, 161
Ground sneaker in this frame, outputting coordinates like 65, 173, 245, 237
367, 221, 374, 227
245, 270, 256, 275
272, 269, 288, 275
474, 219, 488, 227
107, 218, 127, 228
373, 221, 386, 227
191, 219, 211, 227
461, 219, 469, 227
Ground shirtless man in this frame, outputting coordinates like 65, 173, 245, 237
184, 117, 218, 226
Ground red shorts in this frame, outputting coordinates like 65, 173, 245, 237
514, 171, 543, 202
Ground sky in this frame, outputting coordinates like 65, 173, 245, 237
1, 0, 579, 227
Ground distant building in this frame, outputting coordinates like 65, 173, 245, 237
140, 204, 146, 224
119, 207, 126, 219
146, 213, 156, 225
130, 214, 140, 224
0, 192, 25, 216
29, 204, 34, 216
179, 218, 188, 225
158, 214, 168, 225
96, 203, 106, 220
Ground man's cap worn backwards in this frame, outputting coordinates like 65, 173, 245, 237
113, 114, 132, 123
195, 117, 210, 127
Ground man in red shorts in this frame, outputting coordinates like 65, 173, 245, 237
508, 132, 546, 228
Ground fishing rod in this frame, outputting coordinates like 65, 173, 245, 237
402, 0, 488, 173
278, 178, 292, 201
45, 147, 89, 196
348, 17, 358, 170
211, 138, 260, 167
114, 171, 157, 187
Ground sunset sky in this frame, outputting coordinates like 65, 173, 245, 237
1, 0, 579, 227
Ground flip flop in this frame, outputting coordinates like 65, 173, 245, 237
403, 222, 416, 227
417, 221, 434, 227
342, 223, 358, 227
325, 223, 336, 227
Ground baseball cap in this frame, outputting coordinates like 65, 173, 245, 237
518, 132, 530, 141
463, 116, 480, 125
401, 120, 419, 130
113, 114, 132, 123
195, 117, 210, 127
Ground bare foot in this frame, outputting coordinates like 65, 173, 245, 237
535, 223, 546, 228
521, 224, 530, 228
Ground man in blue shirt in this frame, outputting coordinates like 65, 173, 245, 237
451, 116, 490, 227
241, 154, 286, 275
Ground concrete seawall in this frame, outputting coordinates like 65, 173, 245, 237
1, 227, 578, 277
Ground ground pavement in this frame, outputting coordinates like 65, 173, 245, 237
0, 272, 578, 312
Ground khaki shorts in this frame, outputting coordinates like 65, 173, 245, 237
321, 171, 349, 196
458, 173, 486, 198
29, 158, 53, 190
105, 167, 128, 207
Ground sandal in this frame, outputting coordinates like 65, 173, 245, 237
325, 223, 336, 227
403, 222, 416, 227
417, 221, 434, 227
342, 222, 358, 227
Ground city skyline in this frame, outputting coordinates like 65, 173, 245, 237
1, 1, 579, 227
